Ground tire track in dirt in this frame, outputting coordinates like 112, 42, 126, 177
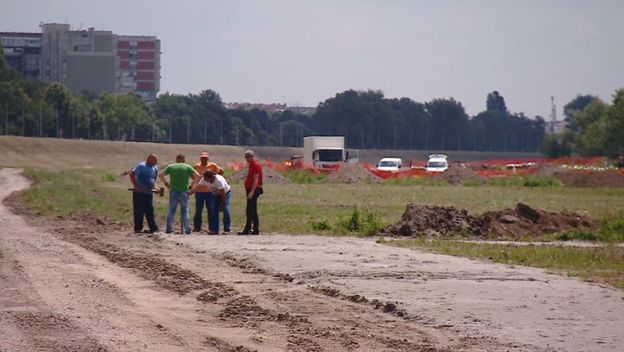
45, 217, 521, 351
2, 168, 527, 351
179, 234, 624, 352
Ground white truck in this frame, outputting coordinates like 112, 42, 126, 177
303, 136, 358, 170
426, 154, 449, 172
376, 157, 404, 172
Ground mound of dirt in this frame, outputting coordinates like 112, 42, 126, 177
552, 170, 624, 188
325, 163, 381, 184
380, 202, 596, 240
230, 167, 291, 184
434, 166, 486, 185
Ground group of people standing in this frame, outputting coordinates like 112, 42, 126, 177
129, 149, 263, 236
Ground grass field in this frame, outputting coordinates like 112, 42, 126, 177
19, 167, 624, 236
5, 136, 624, 290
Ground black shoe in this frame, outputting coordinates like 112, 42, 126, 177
251, 230, 260, 235
237, 230, 250, 235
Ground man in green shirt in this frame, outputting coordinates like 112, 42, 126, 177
159, 154, 200, 234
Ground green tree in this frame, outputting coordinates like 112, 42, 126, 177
602, 89, 624, 157
564, 94, 597, 132
486, 90, 508, 116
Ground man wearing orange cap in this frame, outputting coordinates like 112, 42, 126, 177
192, 151, 224, 232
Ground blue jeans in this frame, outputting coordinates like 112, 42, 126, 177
193, 192, 214, 231
210, 191, 231, 233
166, 191, 191, 234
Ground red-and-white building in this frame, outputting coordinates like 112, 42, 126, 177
116, 35, 161, 100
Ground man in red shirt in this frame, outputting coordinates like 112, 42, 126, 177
238, 150, 263, 235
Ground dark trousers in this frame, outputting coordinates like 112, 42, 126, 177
193, 192, 213, 231
133, 192, 158, 233
244, 188, 262, 233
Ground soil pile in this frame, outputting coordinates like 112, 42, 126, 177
534, 165, 564, 177
552, 170, 624, 188
380, 202, 596, 239
435, 166, 487, 185
326, 163, 381, 184
230, 167, 291, 184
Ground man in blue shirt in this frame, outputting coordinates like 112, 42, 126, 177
129, 154, 160, 234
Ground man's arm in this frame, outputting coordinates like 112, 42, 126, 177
190, 170, 200, 188
158, 169, 170, 189
129, 171, 139, 190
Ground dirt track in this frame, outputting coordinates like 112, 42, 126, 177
1, 168, 623, 351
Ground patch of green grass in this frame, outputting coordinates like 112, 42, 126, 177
488, 177, 525, 187
555, 216, 624, 243
389, 239, 624, 289
310, 218, 332, 231
488, 176, 563, 188
462, 179, 482, 187
384, 177, 449, 186
101, 173, 118, 182
333, 206, 387, 237
282, 169, 328, 184
21, 168, 131, 221
522, 176, 564, 188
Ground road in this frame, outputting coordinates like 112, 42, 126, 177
0, 168, 622, 351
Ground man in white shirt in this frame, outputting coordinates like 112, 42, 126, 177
196, 170, 232, 235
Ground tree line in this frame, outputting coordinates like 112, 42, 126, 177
2, 50, 550, 152
541, 90, 624, 158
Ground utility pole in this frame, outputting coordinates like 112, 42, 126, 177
22, 99, 25, 136
186, 116, 190, 144
4, 102, 7, 135
71, 109, 75, 139
551, 96, 556, 134
168, 115, 172, 143
204, 118, 207, 144
219, 120, 223, 144
56, 106, 59, 138
39, 101, 42, 137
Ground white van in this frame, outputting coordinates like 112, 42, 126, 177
377, 158, 403, 172
426, 154, 448, 172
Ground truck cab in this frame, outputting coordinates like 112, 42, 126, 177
377, 157, 403, 172
303, 136, 358, 170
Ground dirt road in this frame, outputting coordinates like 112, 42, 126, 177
1, 168, 622, 351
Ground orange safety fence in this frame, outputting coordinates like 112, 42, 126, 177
225, 156, 620, 180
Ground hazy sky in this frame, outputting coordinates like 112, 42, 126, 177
2, 0, 623, 117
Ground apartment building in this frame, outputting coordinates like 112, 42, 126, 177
0, 23, 160, 100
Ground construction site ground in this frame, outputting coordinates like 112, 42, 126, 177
1, 168, 623, 352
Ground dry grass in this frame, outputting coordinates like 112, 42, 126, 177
0, 136, 539, 170
0, 136, 299, 170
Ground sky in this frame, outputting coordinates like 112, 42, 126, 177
1, 0, 623, 118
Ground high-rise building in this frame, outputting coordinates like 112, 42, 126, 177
116, 35, 161, 100
0, 32, 41, 80
0, 23, 160, 100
